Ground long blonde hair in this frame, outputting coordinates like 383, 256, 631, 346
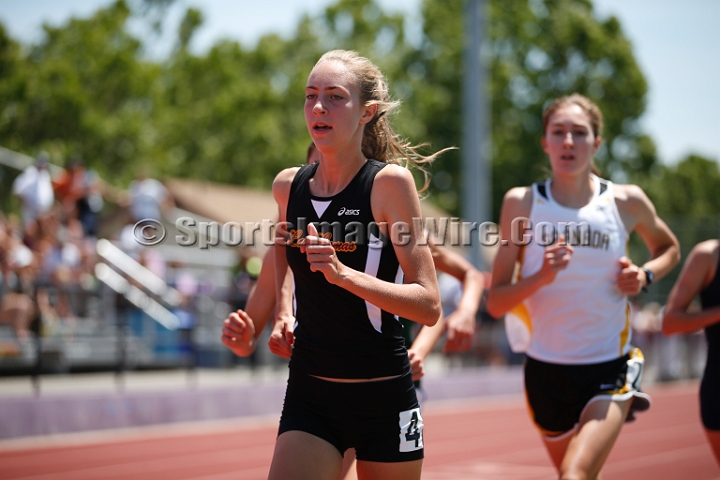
314, 50, 452, 193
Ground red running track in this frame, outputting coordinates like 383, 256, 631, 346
0, 380, 718, 480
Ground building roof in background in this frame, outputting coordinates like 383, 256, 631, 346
163, 178, 279, 226
163, 177, 456, 226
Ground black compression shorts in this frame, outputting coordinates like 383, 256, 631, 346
278, 368, 424, 462
701, 344, 720, 431
524, 348, 651, 437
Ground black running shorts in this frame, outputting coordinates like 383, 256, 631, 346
524, 348, 651, 437
700, 344, 720, 431
278, 369, 424, 462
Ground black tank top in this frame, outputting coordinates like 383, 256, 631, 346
285, 160, 411, 378
699, 245, 720, 345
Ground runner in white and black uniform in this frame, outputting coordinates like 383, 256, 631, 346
515, 175, 652, 435
487, 94, 680, 480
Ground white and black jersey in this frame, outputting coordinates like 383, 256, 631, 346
510, 174, 632, 365
285, 160, 410, 379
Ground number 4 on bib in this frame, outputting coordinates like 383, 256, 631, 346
399, 407, 424, 452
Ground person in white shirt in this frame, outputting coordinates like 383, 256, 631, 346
12, 154, 54, 229
487, 94, 680, 480
128, 170, 173, 222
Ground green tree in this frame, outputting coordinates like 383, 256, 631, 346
0, 23, 25, 208
643, 154, 720, 218
150, 20, 320, 188
401, 0, 654, 218
149, 0, 422, 189
0, 0, 657, 220
0, 0, 159, 182
630, 154, 720, 301
177, 7, 203, 50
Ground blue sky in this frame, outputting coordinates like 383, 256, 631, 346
1, 0, 718, 166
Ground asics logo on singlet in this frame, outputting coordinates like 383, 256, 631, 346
337, 207, 360, 216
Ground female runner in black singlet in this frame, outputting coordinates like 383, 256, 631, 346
266, 50, 451, 480
663, 239, 720, 467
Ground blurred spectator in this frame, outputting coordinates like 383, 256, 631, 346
33, 232, 78, 332
0, 216, 36, 339
128, 168, 174, 222
633, 301, 663, 333
438, 270, 463, 319
226, 247, 264, 367
138, 247, 167, 281
229, 246, 262, 310
12, 152, 54, 235
168, 261, 198, 299
631, 301, 663, 382
168, 261, 198, 334
53, 156, 104, 237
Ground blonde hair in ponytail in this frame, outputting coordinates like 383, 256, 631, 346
314, 50, 453, 193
